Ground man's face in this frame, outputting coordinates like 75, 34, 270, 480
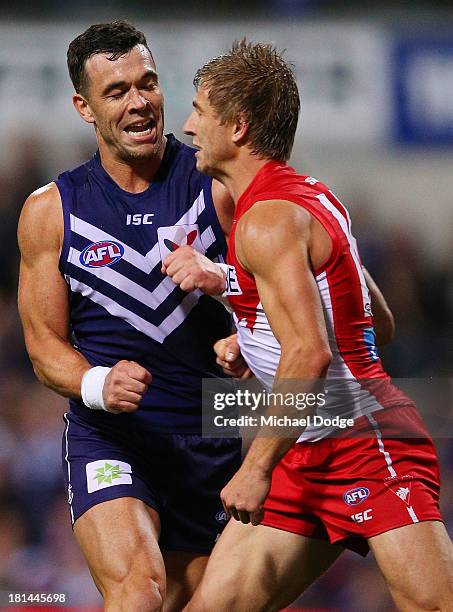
79, 44, 165, 162
184, 86, 234, 177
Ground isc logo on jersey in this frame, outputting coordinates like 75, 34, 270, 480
126, 213, 154, 225
343, 487, 370, 506
80, 241, 124, 268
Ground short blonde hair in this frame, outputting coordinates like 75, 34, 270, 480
194, 39, 300, 161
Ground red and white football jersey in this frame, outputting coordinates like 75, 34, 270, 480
226, 161, 414, 442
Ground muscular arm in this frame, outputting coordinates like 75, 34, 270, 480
18, 184, 151, 411
221, 200, 332, 523
237, 201, 331, 463
18, 183, 90, 398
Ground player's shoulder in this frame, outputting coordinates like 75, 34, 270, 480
239, 198, 312, 244
18, 182, 62, 247
236, 199, 312, 277
22, 182, 61, 215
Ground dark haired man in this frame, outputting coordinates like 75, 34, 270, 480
17, 21, 245, 612
164, 41, 453, 611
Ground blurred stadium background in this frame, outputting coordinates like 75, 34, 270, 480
0, 1, 452, 610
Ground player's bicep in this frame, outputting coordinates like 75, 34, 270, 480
18, 250, 69, 342
238, 201, 331, 371
18, 186, 69, 351
254, 248, 328, 354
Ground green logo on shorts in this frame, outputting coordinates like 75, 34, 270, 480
93, 463, 124, 485
86, 459, 132, 493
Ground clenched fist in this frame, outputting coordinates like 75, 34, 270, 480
221, 464, 271, 526
214, 333, 253, 379
162, 245, 226, 295
103, 360, 152, 413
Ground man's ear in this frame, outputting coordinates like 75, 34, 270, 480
231, 115, 249, 144
72, 93, 96, 125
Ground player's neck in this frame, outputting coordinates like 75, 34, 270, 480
98, 138, 167, 194
221, 155, 270, 205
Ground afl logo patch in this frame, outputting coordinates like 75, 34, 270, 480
80, 240, 124, 268
343, 487, 370, 506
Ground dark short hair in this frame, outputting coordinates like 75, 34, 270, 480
194, 39, 300, 162
67, 20, 151, 96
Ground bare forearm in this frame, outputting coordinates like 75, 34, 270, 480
26, 332, 91, 399
242, 436, 295, 475
219, 355, 330, 526
244, 348, 331, 473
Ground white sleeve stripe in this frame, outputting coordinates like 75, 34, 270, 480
316, 193, 370, 315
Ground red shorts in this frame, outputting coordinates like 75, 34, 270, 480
262, 406, 442, 556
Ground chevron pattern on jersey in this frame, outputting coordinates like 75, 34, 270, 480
65, 190, 216, 343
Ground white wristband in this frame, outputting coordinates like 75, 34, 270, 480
81, 366, 112, 411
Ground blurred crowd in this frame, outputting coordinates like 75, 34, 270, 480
0, 136, 451, 611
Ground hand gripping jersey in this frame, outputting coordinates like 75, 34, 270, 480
227, 161, 415, 442
57, 135, 231, 433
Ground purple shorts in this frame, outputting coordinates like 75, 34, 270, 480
62, 411, 241, 553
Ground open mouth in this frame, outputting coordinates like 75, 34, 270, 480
124, 119, 156, 139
